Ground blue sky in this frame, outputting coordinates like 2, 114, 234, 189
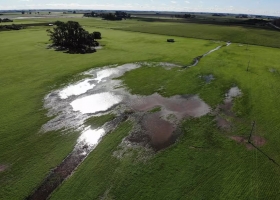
0, 0, 279, 16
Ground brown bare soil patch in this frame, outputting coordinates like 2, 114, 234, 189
0, 165, 8, 172
251, 135, 266, 146
229, 135, 266, 150
216, 116, 231, 130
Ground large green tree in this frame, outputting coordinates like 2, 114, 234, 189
47, 21, 101, 53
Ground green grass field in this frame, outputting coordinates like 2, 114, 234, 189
1, 17, 280, 199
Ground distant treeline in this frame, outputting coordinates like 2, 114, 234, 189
273, 18, 280, 26
212, 13, 227, 17
84, 11, 131, 20
235, 14, 249, 18
242, 19, 269, 26
0, 18, 13, 23
0, 24, 23, 31
172, 14, 195, 18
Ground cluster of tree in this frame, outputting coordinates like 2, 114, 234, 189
22, 11, 40, 14
172, 14, 195, 18
0, 24, 23, 31
212, 13, 226, 17
83, 12, 100, 18
0, 18, 13, 23
242, 19, 268, 26
47, 21, 102, 54
84, 11, 131, 20
101, 13, 123, 20
273, 18, 280, 26
236, 14, 248, 18
115, 11, 131, 18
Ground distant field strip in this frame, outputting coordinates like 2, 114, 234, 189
117, 22, 280, 48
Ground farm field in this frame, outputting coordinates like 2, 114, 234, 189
3, 17, 280, 48
1, 17, 280, 199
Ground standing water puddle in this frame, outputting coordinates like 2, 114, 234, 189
129, 93, 210, 150
219, 86, 242, 117
70, 92, 122, 114
215, 86, 242, 130
59, 80, 95, 99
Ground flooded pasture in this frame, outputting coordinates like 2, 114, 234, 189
214, 86, 242, 132
42, 62, 211, 150
218, 86, 242, 117
31, 42, 232, 198
30, 62, 211, 199
215, 87, 266, 151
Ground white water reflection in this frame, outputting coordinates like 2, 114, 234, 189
70, 92, 122, 114
76, 127, 105, 149
227, 87, 242, 98
59, 80, 95, 99
203, 46, 222, 56
94, 68, 120, 83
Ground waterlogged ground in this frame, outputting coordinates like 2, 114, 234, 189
29, 43, 252, 199
29, 42, 280, 199
27, 62, 211, 199
42, 62, 211, 151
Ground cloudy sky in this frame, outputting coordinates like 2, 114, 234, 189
0, 0, 279, 16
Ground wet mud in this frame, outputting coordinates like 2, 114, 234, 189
230, 135, 266, 150
130, 93, 210, 119
216, 116, 231, 130
215, 87, 267, 150
200, 74, 214, 84
215, 86, 242, 130
141, 113, 178, 150
127, 93, 210, 150
0, 165, 8, 172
